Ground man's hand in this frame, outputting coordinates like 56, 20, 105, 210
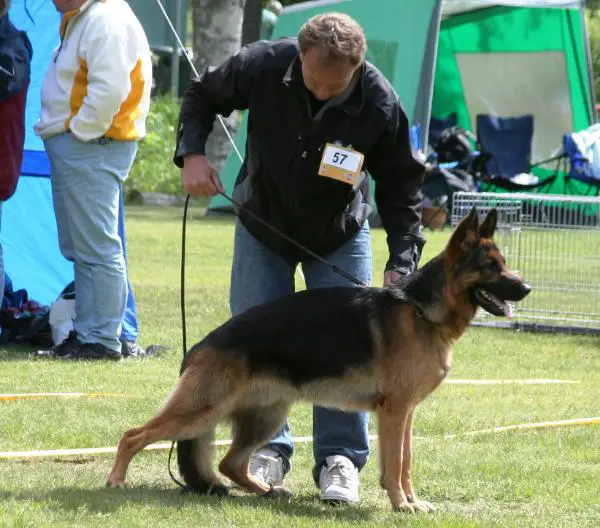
384, 270, 401, 285
182, 154, 224, 196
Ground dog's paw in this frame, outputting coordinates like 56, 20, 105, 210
179, 482, 231, 496
410, 499, 435, 513
262, 485, 293, 501
105, 478, 128, 489
406, 493, 436, 513
393, 501, 416, 514
393, 499, 435, 514
206, 483, 231, 497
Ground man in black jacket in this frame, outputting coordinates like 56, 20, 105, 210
174, 12, 425, 504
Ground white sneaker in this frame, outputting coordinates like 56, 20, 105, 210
319, 455, 359, 503
248, 447, 285, 487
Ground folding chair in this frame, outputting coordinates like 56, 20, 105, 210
475, 113, 556, 192
560, 124, 600, 196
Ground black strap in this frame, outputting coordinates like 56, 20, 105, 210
217, 191, 368, 288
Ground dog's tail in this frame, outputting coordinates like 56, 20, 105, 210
176, 438, 226, 495
175, 345, 229, 496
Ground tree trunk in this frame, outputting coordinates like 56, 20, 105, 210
242, 0, 263, 46
190, 0, 245, 177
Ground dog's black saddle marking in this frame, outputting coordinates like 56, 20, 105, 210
199, 286, 401, 386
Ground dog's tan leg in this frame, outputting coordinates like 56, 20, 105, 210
218, 402, 291, 498
377, 400, 414, 513
401, 410, 435, 513
107, 403, 225, 488
107, 356, 246, 488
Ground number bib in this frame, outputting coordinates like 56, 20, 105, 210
318, 143, 365, 186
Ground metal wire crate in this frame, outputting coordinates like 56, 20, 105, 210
451, 192, 600, 333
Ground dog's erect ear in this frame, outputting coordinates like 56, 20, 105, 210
448, 207, 479, 257
479, 208, 498, 239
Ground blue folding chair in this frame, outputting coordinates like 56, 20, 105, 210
475, 114, 556, 192
560, 124, 600, 196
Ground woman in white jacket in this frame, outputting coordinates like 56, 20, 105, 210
35, 0, 152, 360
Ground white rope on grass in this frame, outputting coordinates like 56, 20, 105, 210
1, 418, 598, 460
0, 380, 578, 402
0, 392, 131, 401
443, 379, 580, 385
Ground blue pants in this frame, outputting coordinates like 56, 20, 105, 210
230, 220, 372, 481
44, 133, 137, 352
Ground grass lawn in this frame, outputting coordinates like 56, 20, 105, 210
1, 206, 599, 527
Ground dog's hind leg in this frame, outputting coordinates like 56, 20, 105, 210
177, 430, 230, 496
218, 401, 291, 498
107, 353, 247, 489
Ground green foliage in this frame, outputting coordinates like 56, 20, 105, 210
126, 95, 183, 196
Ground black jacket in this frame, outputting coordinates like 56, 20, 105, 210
174, 38, 425, 274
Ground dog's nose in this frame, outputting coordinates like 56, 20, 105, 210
520, 282, 532, 298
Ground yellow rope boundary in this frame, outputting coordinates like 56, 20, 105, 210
0, 379, 578, 402
0, 417, 598, 460
0, 392, 131, 401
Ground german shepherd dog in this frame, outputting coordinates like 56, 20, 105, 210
107, 208, 531, 512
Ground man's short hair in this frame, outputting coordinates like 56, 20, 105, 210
298, 13, 367, 67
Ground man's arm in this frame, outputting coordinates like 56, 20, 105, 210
173, 42, 264, 167
366, 100, 426, 278
0, 20, 32, 102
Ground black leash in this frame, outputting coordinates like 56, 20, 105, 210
167, 193, 192, 492
216, 191, 367, 288
167, 189, 367, 490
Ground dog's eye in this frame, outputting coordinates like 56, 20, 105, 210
485, 261, 501, 271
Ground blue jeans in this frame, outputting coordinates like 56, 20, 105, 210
230, 220, 372, 481
44, 133, 138, 352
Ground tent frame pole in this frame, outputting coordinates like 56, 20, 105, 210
579, 0, 598, 122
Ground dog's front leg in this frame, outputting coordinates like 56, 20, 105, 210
377, 401, 414, 512
401, 410, 435, 513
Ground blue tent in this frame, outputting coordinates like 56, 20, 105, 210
3, 0, 139, 342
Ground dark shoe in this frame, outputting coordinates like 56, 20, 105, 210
73, 342, 122, 361
120, 340, 167, 358
52, 330, 82, 358
120, 340, 148, 358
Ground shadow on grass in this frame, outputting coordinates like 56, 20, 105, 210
0, 343, 42, 362
0, 485, 379, 522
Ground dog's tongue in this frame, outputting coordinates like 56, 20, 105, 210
504, 303, 513, 319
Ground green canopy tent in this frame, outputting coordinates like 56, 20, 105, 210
433, 0, 596, 194
209, 0, 443, 211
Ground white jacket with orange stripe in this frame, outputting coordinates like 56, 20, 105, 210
35, 0, 152, 142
